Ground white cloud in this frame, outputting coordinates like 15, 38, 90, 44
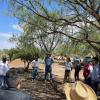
0, 40, 16, 49
0, 32, 13, 39
12, 24, 23, 32
0, 32, 16, 49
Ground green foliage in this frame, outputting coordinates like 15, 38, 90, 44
56, 40, 95, 57
7, 48, 17, 61
8, 0, 100, 59
7, 46, 41, 62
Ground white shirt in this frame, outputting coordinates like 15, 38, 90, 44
0, 62, 9, 76
31, 60, 39, 68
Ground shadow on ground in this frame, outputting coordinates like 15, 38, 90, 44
15, 68, 66, 100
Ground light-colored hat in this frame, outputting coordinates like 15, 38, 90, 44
64, 81, 97, 100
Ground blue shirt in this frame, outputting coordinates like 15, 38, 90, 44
45, 57, 53, 66
65, 61, 72, 71
91, 64, 100, 82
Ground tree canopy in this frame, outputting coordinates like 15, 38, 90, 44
7, 0, 100, 60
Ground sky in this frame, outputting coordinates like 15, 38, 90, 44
0, 0, 58, 50
0, 0, 74, 50
0, 1, 22, 50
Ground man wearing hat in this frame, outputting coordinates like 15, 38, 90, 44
64, 81, 97, 100
91, 57, 100, 95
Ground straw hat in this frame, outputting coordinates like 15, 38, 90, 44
64, 81, 97, 100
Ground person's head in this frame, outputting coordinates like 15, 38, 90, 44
92, 57, 99, 65
66, 57, 71, 62
75, 60, 80, 64
6, 68, 17, 78
46, 53, 51, 57
2, 57, 7, 63
35, 57, 38, 61
6, 68, 23, 89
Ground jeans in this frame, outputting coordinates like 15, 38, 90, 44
64, 70, 70, 82
32, 68, 38, 80
84, 77, 91, 86
91, 81, 99, 95
0, 76, 4, 88
45, 66, 52, 80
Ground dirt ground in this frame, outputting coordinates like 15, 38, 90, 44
9, 59, 100, 100
9, 59, 84, 81
9, 59, 66, 100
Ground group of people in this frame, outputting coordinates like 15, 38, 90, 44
31, 53, 54, 82
83, 57, 100, 95
30, 54, 100, 96
0, 55, 99, 99
0, 57, 32, 100
0, 57, 21, 89
63, 56, 100, 95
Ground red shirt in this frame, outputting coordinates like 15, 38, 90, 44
83, 64, 91, 78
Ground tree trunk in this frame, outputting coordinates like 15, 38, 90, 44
24, 61, 30, 72
96, 52, 100, 63
23, 60, 26, 68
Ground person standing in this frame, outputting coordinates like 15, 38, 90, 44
74, 60, 81, 81
44, 53, 54, 81
31, 58, 39, 80
91, 57, 100, 95
83, 61, 93, 86
0, 57, 9, 88
64, 57, 72, 83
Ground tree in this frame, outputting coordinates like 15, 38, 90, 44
22, 15, 63, 54
8, 46, 41, 72
7, 48, 17, 61
8, 0, 100, 60
9, 11, 63, 54
56, 38, 95, 57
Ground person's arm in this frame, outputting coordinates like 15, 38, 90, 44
51, 58, 54, 63
16, 77, 23, 89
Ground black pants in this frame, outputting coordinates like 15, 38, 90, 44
64, 70, 70, 82
84, 77, 91, 86
75, 70, 80, 81
91, 81, 99, 95
45, 66, 52, 80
